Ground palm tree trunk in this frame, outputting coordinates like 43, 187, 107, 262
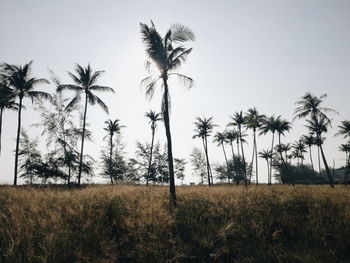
250, 133, 255, 185
221, 142, 230, 183
254, 131, 259, 185
162, 77, 176, 207
109, 133, 114, 184
319, 141, 334, 187
14, 97, 23, 186
0, 107, 3, 155
266, 159, 270, 184
202, 137, 211, 186
309, 146, 316, 177
318, 146, 321, 175
236, 139, 240, 157
230, 141, 235, 159
147, 127, 155, 186
269, 132, 275, 185
77, 93, 88, 186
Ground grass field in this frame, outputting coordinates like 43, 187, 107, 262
0, 185, 350, 262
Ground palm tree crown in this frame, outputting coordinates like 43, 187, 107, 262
336, 120, 350, 139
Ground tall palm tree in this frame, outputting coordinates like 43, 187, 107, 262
293, 140, 307, 167
57, 64, 115, 186
280, 143, 292, 164
305, 115, 334, 187
140, 22, 195, 206
0, 79, 18, 155
214, 131, 230, 183
293, 93, 338, 123
339, 143, 350, 185
145, 110, 162, 186
193, 117, 216, 186
103, 119, 124, 184
276, 118, 292, 162
245, 108, 265, 185
1, 61, 50, 185
301, 134, 317, 176
258, 149, 272, 184
228, 111, 247, 186
259, 115, 281, 185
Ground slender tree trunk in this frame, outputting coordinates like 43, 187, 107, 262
109, 133, 114, 184
254, 131, 259, 185
318, 146, 321, 175
236, 139, 240, 157
319, 141, 334, 187
0, 108, 3, 155
250, 132, 256, 185
203, 137, 211, 186
14, 97, 23, 186
147, 127, 155, 186
221, 142, 230, 183
239, 127, 247, 187
269, 132, 275, 185
309, 146, 316, 177
77, 93, 88, 186
230, 141, 235, 159
162, 77, 176, 207
266, 159, 270, 184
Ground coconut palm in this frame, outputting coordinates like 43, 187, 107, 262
214, 131, 230, 183
339, 143, 350, 185
280, 143, 292, 164
140, 21, 195, 206
305, 115, 334, 187
228, 111, 247, 186
145, 110, 162, 186
292, 140, 307, 167
193, 117, 216, 186
1, 61, 50, 185
244, 107, 265, 185
301, 134, 317, 176
57, 64, 114, 186
258, 149, 272, 184
293, 93, 338, 123
0, 79, 18, 155
103, 119, 124, 184
259, 115, 282, 185
276, 119, 292, 161
225, 130, 237, 158
336, 120, 350, 139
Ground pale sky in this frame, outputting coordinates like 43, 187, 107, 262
0, 0, 349, 184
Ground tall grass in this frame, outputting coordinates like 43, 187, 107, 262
0, 185, 350, 262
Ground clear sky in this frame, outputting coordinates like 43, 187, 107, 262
0, 0, 349, 184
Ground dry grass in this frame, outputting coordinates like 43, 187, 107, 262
0, 185, 350, 262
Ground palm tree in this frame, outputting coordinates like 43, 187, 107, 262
293, 140, 307, 167
140, 22, 195, 206
214, 131, 230, 183
228, 111, 247, 186
293, 93, 338, 123
258, 149, 272, 184
145, 110, 162, 186
301, 134, 317, 176
225, 130, 237, 158
1, 61, 50, 185
276, 118, 292, 163
193, 117, 216, 186
339, 143, 350, 185
305, 115, 334, 187
336, 120, 350, 139
259, 115, 281, 185
0, 78, 18, 155
103, 119, 124, 184
280, 143, 292, 164
57, 64, 115, 186
245, 108, 265, 185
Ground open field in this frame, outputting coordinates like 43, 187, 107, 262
0, 185, 350, 262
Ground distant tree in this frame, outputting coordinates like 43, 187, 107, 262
301, 134, 317, 176
174, 158, 186, 185
0, 77, 18, 155
213, 131, 230, 183
258, 149, 272, 184
190, 147, 206, 184
336, 120, 350, 139
259, 115, 281, 185
57, 64, 115, 186
305, 115, 334, 187
145, 110, 162, 186
193, 117, 216, 186
276, 118, 292, 164
339, 143, 350, 185
228, 111, 247, 186
1, 61, 50, 185
103, 119, 124, 184
140, 21, 195, 206
225, 130, 237, 159
244, 107, 265, 185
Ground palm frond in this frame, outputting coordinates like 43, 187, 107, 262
57, 84, 82, 93
140, 75, 161, 100
89, 85, 115, 93
65, 93, 82, 110
169, 73, 194, 89
92, 94, 109, 114
170, 24, 195, 43
67, 71, 82, 85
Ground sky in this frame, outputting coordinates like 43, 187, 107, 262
0, 0, 349, 184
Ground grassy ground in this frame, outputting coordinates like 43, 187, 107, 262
0, 184, 350, 262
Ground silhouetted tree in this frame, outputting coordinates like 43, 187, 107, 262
259, 149, 272, 184
214, 131, 230, 183
174, 158, 186, 185
1, 61, 50, 185
140, 21, 195, 206
57, 64, 114, 186
301, 134, 317, 176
